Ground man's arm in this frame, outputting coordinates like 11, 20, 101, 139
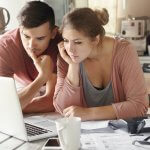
18, 74, 46, 109
23, 74, 56, 113
18, 54, 53, 110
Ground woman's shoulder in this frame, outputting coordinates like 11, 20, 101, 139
111, 37, 139, 67
113, 37, 136, 57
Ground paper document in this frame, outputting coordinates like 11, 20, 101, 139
144, 119, 150, 128
81, 133, 138, 150
81, 120, 114, 134
81, 120, 109, 130
81, 134, 106, 150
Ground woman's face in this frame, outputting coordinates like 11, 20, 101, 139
62, 27, 97, 63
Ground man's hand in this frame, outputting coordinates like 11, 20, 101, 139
29, 51, 54, 83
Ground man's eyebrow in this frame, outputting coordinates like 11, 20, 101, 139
36, 35, 47, 38
23, 33, 30, 37
23, 32, 47, 38
22, 31, 30, 37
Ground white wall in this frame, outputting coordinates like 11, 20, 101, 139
88, 0, 117, 35
74, 0, 88, 8
1, 0, 150, 33
0, 0, 27, 30
117, 0, 150, 33
88, 0, 150, 34
121, 0, 150, 17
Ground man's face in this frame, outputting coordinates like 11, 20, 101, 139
20, 22, 54, 57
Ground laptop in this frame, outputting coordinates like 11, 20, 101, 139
0, 76, 57, 141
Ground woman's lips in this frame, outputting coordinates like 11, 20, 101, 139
70, 54, 78, 57
70, 55, 79, 59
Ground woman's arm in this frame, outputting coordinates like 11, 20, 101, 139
53, 55, 83, 114
67, 64, 80, 87
112, 42, 149, 119
63, 105, 116, 121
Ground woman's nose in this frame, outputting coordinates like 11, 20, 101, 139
68, 42, 75, 53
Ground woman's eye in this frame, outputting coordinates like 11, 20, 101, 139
37, 37, 45, 40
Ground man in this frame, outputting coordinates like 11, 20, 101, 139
0, 1, 62, 113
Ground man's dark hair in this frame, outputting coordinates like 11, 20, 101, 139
17, 1, 55, 29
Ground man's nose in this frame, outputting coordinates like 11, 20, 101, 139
28, 39, 36, 49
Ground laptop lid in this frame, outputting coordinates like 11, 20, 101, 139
0, 76, 57, 141
0, 76, 28, 141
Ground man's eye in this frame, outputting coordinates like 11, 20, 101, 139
63, 39, 68, 42
24, 35, 30, 39
75, 41, 82, 44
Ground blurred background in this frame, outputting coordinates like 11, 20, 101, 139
1, 0, 150, 56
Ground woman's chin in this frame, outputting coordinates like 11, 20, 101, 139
70, 56, 82, 63
72, 59, 81, 64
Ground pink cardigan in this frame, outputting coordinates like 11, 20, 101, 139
53, 38, 149, 119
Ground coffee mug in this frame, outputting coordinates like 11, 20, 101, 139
55, 117, 81, 150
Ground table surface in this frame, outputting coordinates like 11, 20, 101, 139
0, 111, 150, 150
0, 112, 61, 150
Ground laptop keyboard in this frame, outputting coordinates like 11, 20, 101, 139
25, 123, 51, 136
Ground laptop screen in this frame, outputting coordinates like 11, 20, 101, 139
0, 76, 28, 141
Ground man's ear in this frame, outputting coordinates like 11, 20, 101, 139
51, 27, 58, 39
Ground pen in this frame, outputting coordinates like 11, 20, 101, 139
108, 122, 118, 130
130, 134, 144, 136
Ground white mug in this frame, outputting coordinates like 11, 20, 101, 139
55, 117, 81, 150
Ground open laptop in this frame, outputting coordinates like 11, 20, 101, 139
0, 76, 57, 141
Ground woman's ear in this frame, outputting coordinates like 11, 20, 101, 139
95, 35, 101, 45
92, 35, 101, 45
51, 27, 58, 39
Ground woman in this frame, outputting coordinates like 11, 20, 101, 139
53, 8, 149, 121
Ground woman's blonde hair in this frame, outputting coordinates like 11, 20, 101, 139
61, 7, 109, 38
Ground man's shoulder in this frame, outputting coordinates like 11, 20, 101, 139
1, 28, 19, 39
0, 28, 23, 57
46, 31, 62, 52
53, 32, 63, 43
0, 28, 20, 47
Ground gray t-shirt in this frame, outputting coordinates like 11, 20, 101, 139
80, 63, 114, 107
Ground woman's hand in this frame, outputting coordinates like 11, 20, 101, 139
58, 41, 74, 64
58, 41, 80, 86
63, 106, 91, 121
